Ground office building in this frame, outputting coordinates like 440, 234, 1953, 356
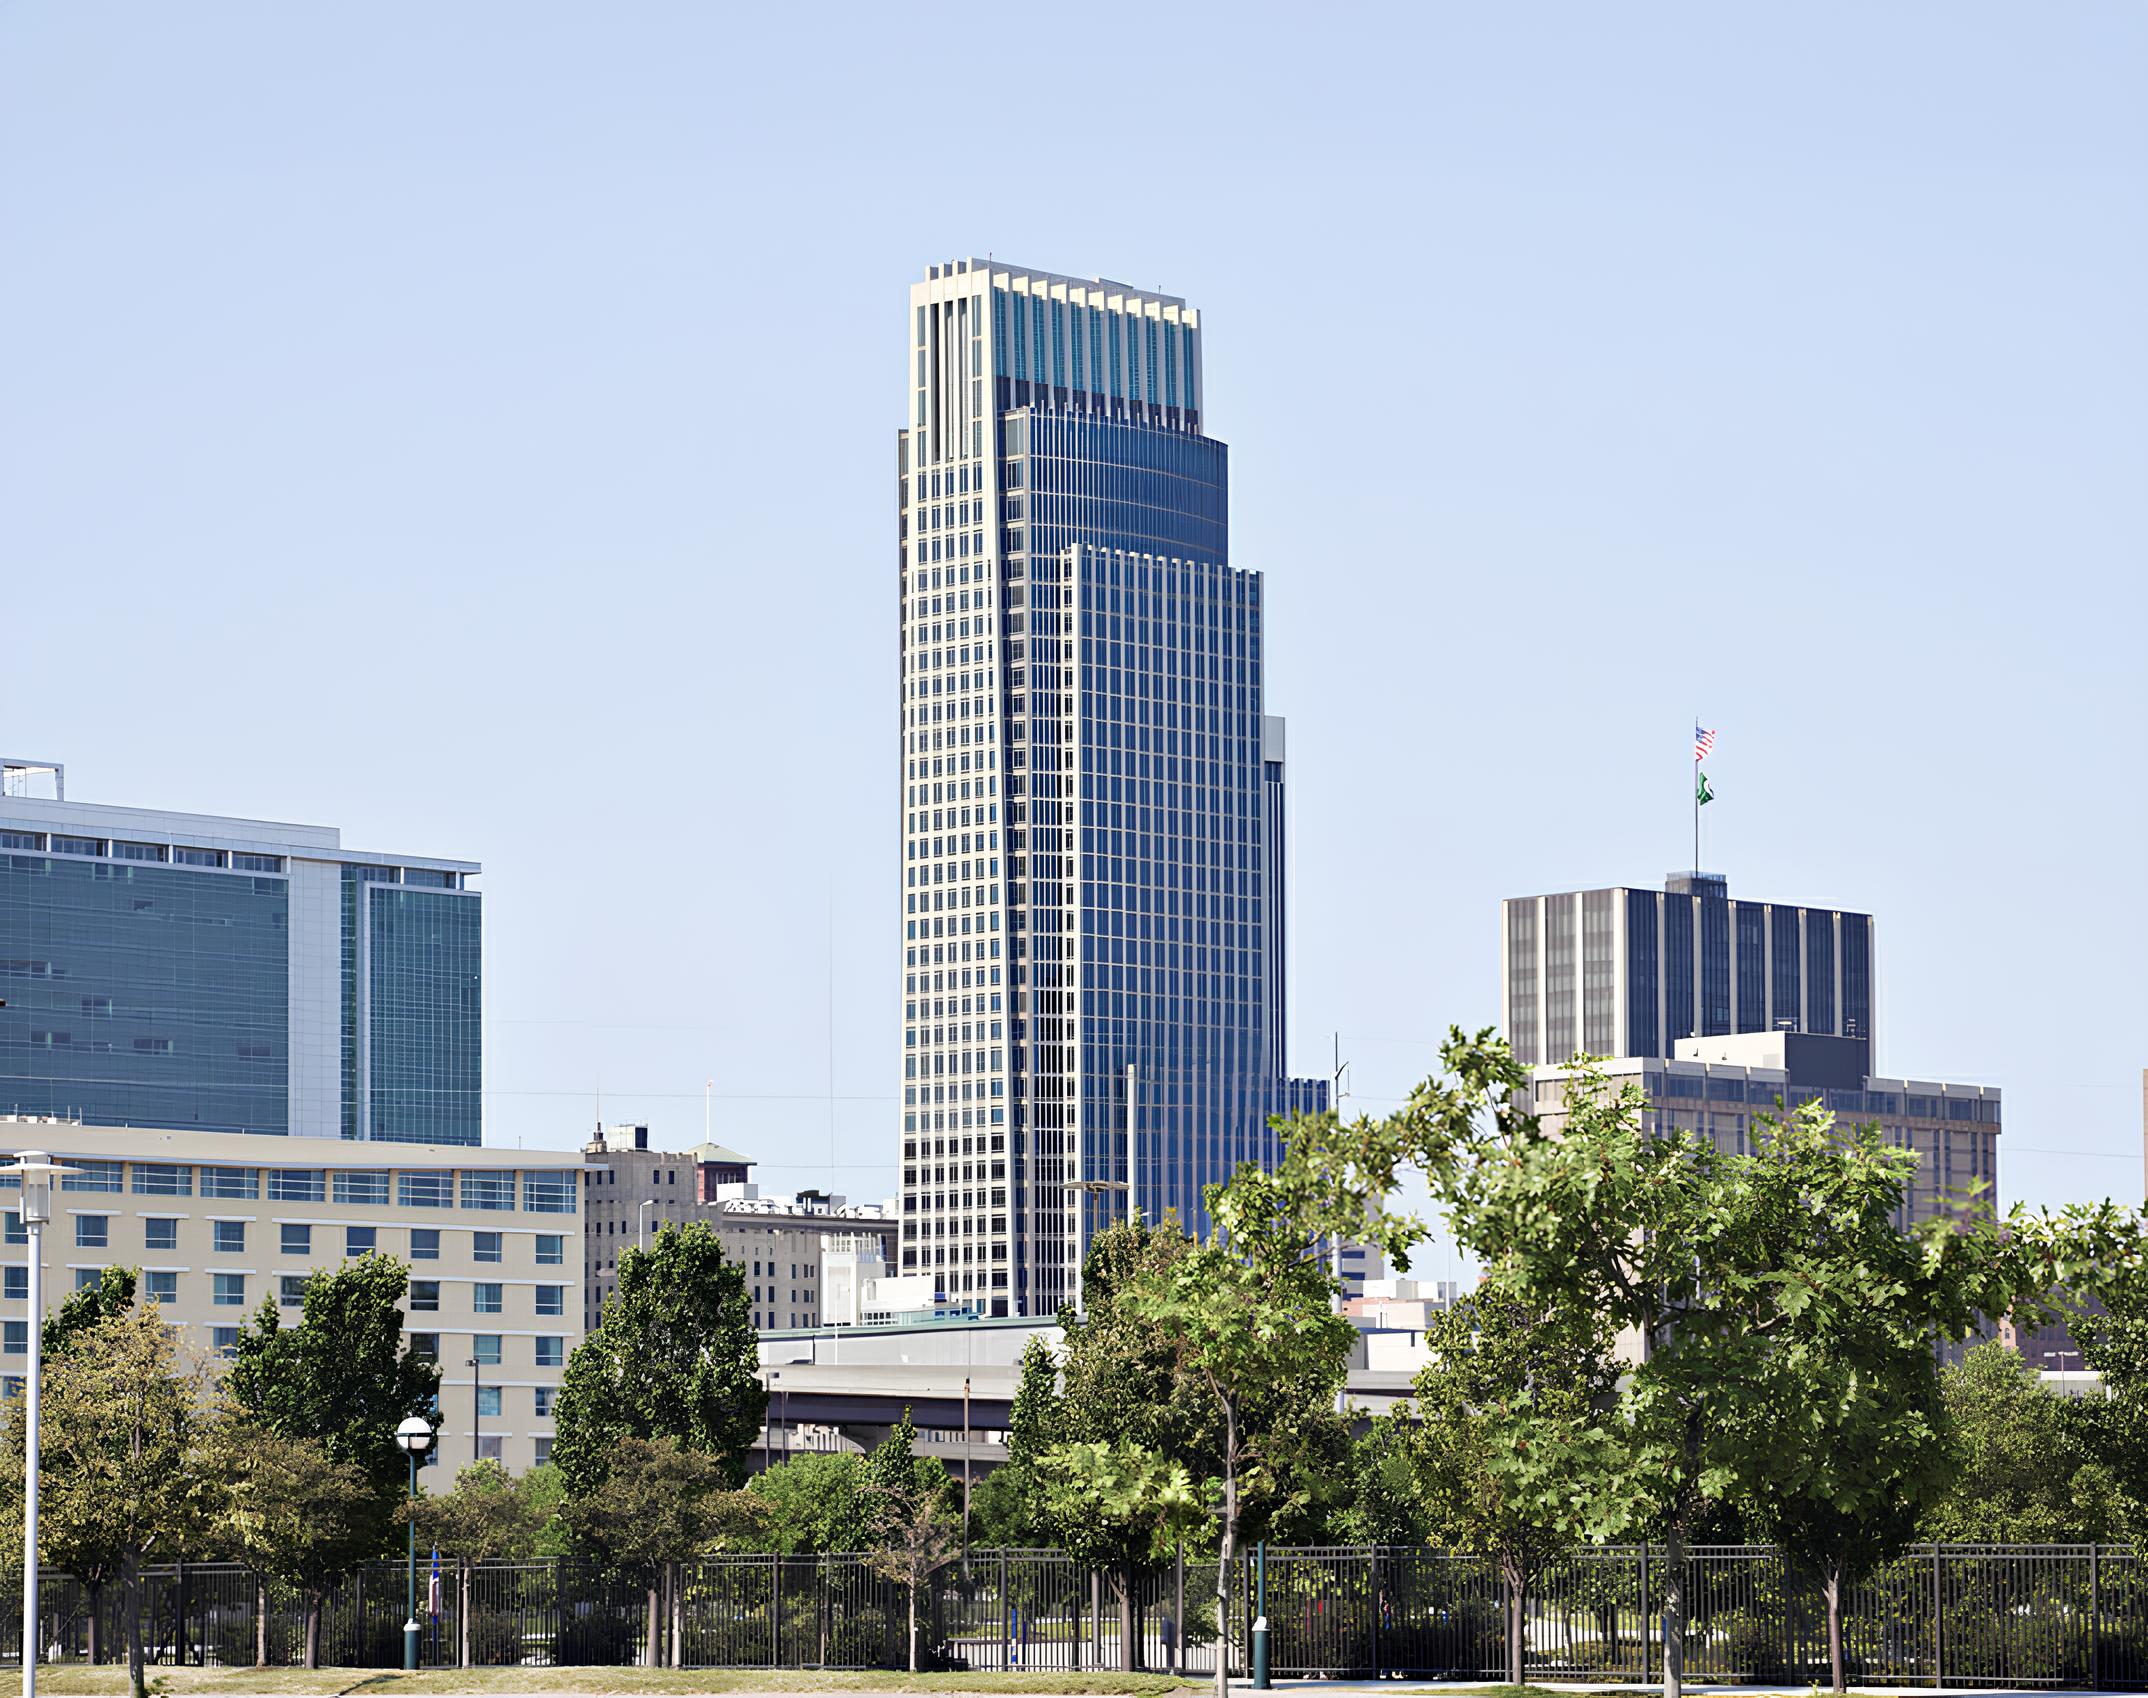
1522, 1030, 1999, 1230
1500, 871, 1874, 1068
0, 759, 481, 1144
580, 1124, 895, 1331
896, 259, 1325, 1318
0, 1118, 577, 1472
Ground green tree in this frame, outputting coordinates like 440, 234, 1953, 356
1331, 1414, 1435, 1546
551, 1222, 763, 1497
1922, 1340, 2116, 1542
1408, 1292, 1624, 1685
1129, 1166, 1355, 1698
43, 1265, 138, 1356
969, 1336, 1062, 1547
862, 1475, 963, 1672
209, 1422, 379, 1669
1037, 1439, 1205, 1670
747, 1451, 875, 1553
863, 1407, 954, 1509
559, 1434, 764, 1667
224, 1255, 439, 1525
2070, 1283, 2148, 1539
1268, 1030, 2132, 1698
409, 1457, 561, 1664
0, 1303, 202, 1696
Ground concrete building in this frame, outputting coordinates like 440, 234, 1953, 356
896, 259, 1326, 1319
1500, 871, 1874, 1067
0, 1118, 578, 1472
580, 1124, 895, 1331
0, 758, 481, 1144
1522, 1030, 2000, 1230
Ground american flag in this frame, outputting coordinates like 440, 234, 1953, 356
1694, 723, 1717, 763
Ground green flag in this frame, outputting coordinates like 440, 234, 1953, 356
1696, 770, 1715, 806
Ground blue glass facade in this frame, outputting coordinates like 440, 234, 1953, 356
0, 805, 480, 1143
899, 262, 1321, 1317
0, 852, 288, 1132
365, 886, 482, 1146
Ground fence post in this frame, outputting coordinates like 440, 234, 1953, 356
1932, 1543, 1943, 1687
1640, 1540, 1650, 1687
2091, 1542, 2100, 1690
1367, 1547, 1380, 1680
770, 1552, 781, 1669
1174, 1543, 1185, 1677
999, 1554, 1010, 1673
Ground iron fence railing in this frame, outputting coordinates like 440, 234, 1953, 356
5, 1544, 2148, 1683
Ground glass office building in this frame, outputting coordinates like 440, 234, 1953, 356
1500, 871, 1875, 1067
897, 260, 1324, 1318
0, 761, 480, 1143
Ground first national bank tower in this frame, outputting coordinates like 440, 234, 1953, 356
896, 258, 1324, 1317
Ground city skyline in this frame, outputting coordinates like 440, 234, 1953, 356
0, 6, 2140, 1242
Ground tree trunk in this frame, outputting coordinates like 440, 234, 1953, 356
1825, 1565, 1845, 1693
254, 1575, 267, 1669
907, 1579, 919, 1673
124, 1549, 146, 1698
1502, 1552, 1525, 1686
1118, 1569, 1136, 1672
86, 1582, 102, 1665
1215, 1397, 1238, 1698
303, 1594, 322, 1672
1661, 1517, 1685, 1698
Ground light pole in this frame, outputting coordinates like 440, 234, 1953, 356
466, 1356, 483, 1466
6, 1150, 77, 1698
394, 1415, 436, 1671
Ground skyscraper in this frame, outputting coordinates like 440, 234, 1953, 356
0, 759, 481, 1143
896, 259, 1324, 1318
1500, 871, 1876, 1068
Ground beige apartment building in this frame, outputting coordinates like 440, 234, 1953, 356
581, 1124, 894, 1331
0, 1120, 581, 1474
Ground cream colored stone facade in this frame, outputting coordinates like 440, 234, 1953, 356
0, 1120, 580, 1474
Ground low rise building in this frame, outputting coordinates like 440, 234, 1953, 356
0, 1119, 579, 1472
581, 1124, 895, 1330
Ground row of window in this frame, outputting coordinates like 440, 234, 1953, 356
19, 1160, 575, 1214
13, 1214, 566, 1265
0, 831, 286, 873
0, 1317, 564, 1371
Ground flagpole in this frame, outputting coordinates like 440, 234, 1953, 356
1692, 716, 1700, 874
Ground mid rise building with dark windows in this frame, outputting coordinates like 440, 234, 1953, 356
895, 260, 1325, 1319
0, 759, 480, 1143
1499, 871, 1874, 1068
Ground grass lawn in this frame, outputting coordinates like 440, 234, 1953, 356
26, 1669, 1206, 1696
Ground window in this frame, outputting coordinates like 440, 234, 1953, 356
474, 1435, 503, 1462
281, 1224, 311, 1258
212, 1220, 245, 1254
2, 1268, 22, 1301
5, 1322, 27, 1355
268, 1169, 325, 1204
398, 1173, 452, 1209
522, 1170, 577, 1214
476, 1386, 502, 1418
471, 1335, 502, 1366
74, 1267, 102, 1291
62, 1161, 122, 1194
410, 1280, 441, 1312
408, 1332, 440, 1361
533, 1386, 556, 1418
460, 1172, 514, 1212
212, 1327, 240, 1359
3, 1214, 22, 1246
532, 1436, 553, 1465
411, 1228, 440, 1261
332, 1170, 390, 1207
75, 1216, 109, 1249
473, 1232, 502, 1264
346, 1227, 377, 1258
280, 1275, 308, 1307
144, 1218, 179, 1252
200, 1167, 259, 1200
534, 1233, 563, 1266
472, 1283, 502, 1315
213, 1273, 246, 1307
233, 853, 284, 874
131, 1163, 192, 1197
534, 1285, 564, 1317
145, 1271, 178, 1305
534, 1336, 563, 1369
173, 845, 224, 867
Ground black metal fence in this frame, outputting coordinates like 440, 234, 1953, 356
9, 1545, 2148, 1684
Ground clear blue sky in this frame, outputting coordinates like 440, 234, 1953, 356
3, 5, 2142, 1244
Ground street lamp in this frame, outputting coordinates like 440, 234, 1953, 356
394, 1415, 436, 1671
4, 1150, 77, 1698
